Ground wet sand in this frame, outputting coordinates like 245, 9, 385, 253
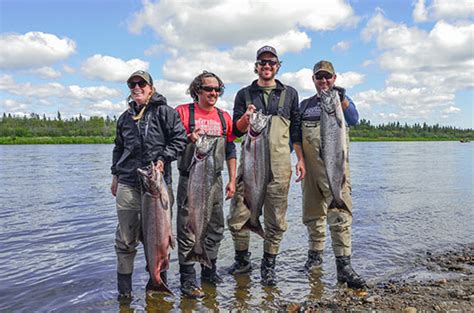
282, 244, 473, 312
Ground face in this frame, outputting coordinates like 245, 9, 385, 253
198, 77, 221, 108
255, 52, 280, 81
313, 71, 336, 92
128, 76, 153, 105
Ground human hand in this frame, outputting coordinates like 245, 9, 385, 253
188, 127, 201, 143
295, 159, 306, 183
155, 160, 164, 172
225, 180, 236, 200
111, 175, 118, 196
236, 104, 256, 132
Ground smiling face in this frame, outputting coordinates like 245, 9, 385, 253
197, 77, 220, 110
255, 52, 280, 82
313, 71, 337, 93
128, 76, 153, 105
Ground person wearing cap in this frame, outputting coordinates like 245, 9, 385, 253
227, 45, 305, 286
299, 60, 366, 289
175, 71, 237, 298
111, 70, 187, 301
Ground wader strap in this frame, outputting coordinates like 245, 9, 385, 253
216, 108, 227, 136
278, 88, 287, 109
189, 103, 195, 132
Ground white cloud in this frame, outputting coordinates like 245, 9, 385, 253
81, 54, 149, 82
336, 71, 365, 89
0, 74, 122, 101
332, 41, 351, 52
63, 64, 75, 74
413, 0, 429, 22
129, 0, 358, 49
1, 99, 28, 111
280, 68, 315, 93
30, 66, 62, 79
0, 32, 76, 69
442, 106, 461, 114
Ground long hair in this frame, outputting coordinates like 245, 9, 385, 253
187, 71, 225, 102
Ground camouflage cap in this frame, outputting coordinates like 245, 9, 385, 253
256, 45, 278, 60
313, 60, 335, 75
127, 70, 153, 86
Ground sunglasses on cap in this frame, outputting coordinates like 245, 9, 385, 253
201, 86, 222, 93
255, 59, 279, 66
314, 72, 334, 80
127, 80, 148, 89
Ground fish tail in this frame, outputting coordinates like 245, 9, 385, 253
185, 247, 212, 268
242, 219, 265, 239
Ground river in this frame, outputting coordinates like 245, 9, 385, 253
0, 142, 472, 312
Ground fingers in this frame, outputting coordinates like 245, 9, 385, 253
155, 160, 165, 172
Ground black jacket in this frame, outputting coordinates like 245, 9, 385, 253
111, 93, 187, 186
232, 79, 302, 144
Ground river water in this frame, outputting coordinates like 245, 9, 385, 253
1, 142, 473, 312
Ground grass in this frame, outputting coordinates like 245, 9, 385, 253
0, 136, 115, 144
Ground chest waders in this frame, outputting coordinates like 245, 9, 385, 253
176, 103, 226, 268
227, 88, 292, 255
301, 119, 353, 256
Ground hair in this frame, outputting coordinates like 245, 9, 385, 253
187, 71, 225, 102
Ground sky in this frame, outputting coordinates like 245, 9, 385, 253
1, 0, 473, 128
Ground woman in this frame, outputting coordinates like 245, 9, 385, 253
110, 70, 187, 301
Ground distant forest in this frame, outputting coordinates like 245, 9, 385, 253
0, 112, 473, 143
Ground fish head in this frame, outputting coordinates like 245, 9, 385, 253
194, 135, 218, 160
137, 162, 163, 195
319, 89, 339, 113
249, 111, 271, 135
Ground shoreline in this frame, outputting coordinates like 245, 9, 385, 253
0, 136, 470, 145
282, 244, 473, 312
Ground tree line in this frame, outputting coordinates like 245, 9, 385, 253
0, 112, 473, 141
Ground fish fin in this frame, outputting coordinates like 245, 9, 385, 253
242, 219, 265, 239
185, 248, 212, 268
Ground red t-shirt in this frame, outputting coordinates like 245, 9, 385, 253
176, 103, 236, 143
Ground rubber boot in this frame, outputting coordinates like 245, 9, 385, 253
179, 264, 204, 299
305, 249, 323, 271
336, 256, 367, 289
260, 253, 277, 286
201, 259, 223, 285
228, 250, 252, 274
117, 272, 132, 302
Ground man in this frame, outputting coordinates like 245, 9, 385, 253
300, 60, 366, 289
111, 70, 187, 301
175, 71, 237, 298
227, 46, 305, 286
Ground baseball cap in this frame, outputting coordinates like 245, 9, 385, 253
313, 60, 335, 75
127, 70, 153, 86
256, 45, 278, 60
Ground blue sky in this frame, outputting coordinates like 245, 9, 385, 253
1, 0, 473, 128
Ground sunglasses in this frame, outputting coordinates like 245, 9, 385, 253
314, 72, 334, 80
256, 59, 279, 66
201, 86, 222, 93
127, 80, 148, 89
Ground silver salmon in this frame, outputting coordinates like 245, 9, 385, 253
137, 162, 174, 294
185, 135, 218, 268
320, 89, 348, 210
242, 111, 271, 238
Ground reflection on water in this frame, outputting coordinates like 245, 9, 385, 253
0, 142, 473, 311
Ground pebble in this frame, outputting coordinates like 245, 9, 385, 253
403, 307, 417, 313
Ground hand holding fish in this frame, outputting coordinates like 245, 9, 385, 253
236, 104, 256, 133
188, 127, 202, 143
155, 160, 164, 173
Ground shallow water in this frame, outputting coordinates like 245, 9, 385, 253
1, 142, 473, 312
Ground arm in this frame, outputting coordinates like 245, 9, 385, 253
342, 96, 359, 126
158, 108, 188, 163
289, 88, 302, 145
111, 117, 123, 196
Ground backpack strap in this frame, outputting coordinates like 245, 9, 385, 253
278, 88, 287, 109
244, 88, 252, 108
